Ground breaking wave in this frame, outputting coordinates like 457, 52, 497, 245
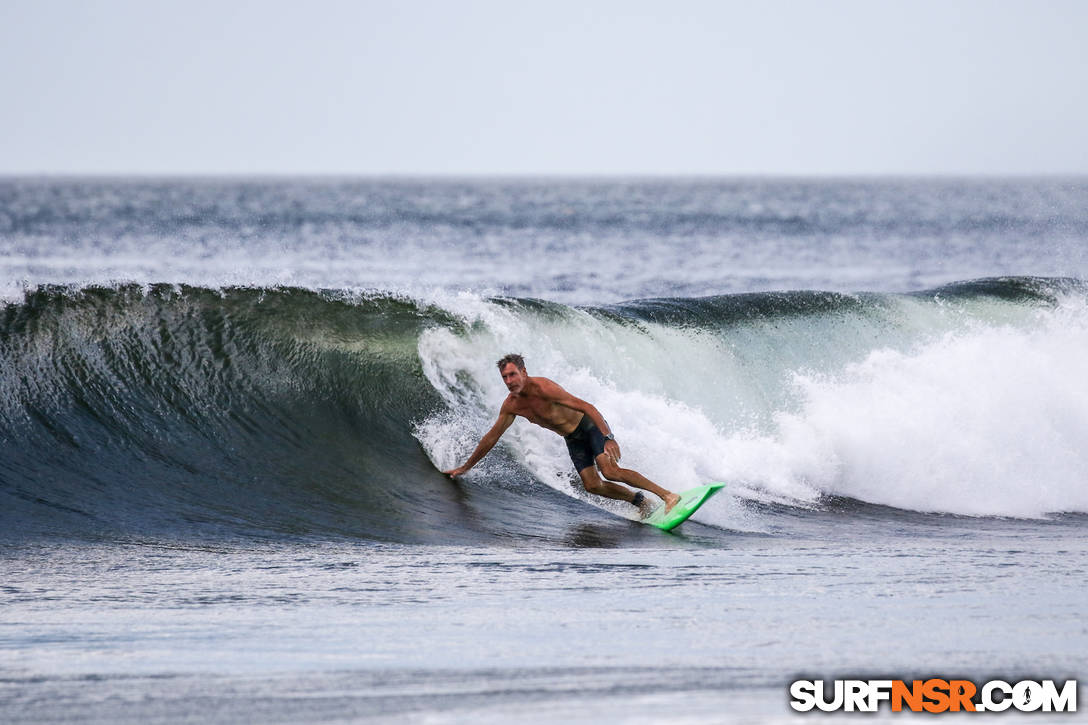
3, 277, 1087, 543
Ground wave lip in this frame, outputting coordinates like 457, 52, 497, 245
3, 278, 1088, 545
418, 277, 1088, 522
770, 307, 1088, 517
0, 284, 595, 543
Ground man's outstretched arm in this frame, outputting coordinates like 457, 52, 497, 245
444, 410, 516, 477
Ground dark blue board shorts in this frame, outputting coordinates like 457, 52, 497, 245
564, 415, 607, 473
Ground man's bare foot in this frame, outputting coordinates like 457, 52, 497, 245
637, 493, 681, 519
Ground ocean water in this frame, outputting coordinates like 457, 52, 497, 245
1, 178, 1087, 722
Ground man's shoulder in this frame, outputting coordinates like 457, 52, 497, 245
529, 376, 564, 395
499, 392, 528, 415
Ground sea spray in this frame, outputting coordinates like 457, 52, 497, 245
3, 279, 1087, 544
417, 279, 1088, 520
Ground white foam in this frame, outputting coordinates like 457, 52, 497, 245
416, 293, 1088, 521
760, 299, 1088, 517
414, 295, 808, 529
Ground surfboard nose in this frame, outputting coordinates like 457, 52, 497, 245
643, 483, 726, 531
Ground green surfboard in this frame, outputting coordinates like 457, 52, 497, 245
641, 483, 725, 531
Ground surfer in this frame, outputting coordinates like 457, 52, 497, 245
444, 354, 681, 516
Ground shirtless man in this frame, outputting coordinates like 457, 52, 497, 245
444, 353, 681, 516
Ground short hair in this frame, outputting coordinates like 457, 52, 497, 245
496, 353, 525, 371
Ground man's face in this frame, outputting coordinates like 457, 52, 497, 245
500, 363, 527, 393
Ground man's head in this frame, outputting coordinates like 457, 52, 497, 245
496, 353, 527, 393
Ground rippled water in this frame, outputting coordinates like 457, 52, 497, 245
2, 178, 1086, 722
3, 513, 1085, 722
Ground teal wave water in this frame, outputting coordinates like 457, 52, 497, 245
4, 179, 1088, 723
4, 277, 1086, 544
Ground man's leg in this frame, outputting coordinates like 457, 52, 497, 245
596, 455, 681, 513
577, 466, 654, 516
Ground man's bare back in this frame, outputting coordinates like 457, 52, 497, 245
444, 354, 680, 515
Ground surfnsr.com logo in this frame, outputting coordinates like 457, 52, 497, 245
790, 679, 1077, 713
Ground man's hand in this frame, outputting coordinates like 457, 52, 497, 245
444, 466, 468, 478
604, 439, 621, 462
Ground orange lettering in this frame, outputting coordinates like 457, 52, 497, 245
922, 679, 951, 713
892, 680, 924, 712
949, 680, 977, 712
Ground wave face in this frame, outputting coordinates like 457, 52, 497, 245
3, 278, 1088, 543
0, 285, 586, 544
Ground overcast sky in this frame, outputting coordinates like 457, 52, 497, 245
1, 0, 1085, 175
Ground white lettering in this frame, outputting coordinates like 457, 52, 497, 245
845, 681, 868, 712
790, 677, 1075, 713
1014, 680, 1043, 712
1041, 680, 1077, 712
789, 680, 817, 712
815, 680, 844, 712
982, 680, 1013, 712
868, 680, 893, 711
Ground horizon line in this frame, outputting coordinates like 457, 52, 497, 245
3, 171, 1087, 181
